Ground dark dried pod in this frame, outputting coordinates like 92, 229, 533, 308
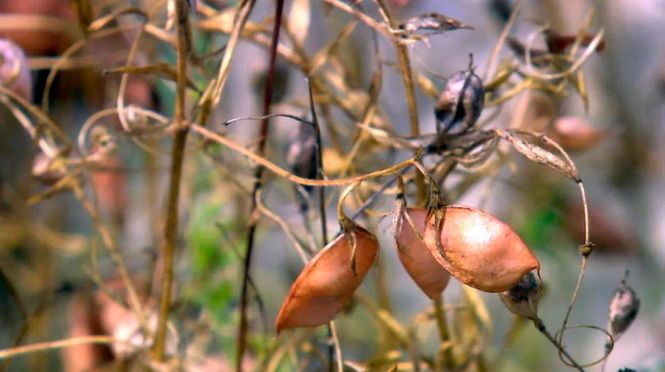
286, 124, 317, 195
435, 66, 484, 135
499, 270, 543, 319
606, 272, 640, 349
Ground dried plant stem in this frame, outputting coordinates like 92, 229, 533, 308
321, 0, 391, 39
531, 317, 584, 371
374, 0, 426, 204
192, 124, 417, 187
153, 0, 190, 361
71, 182, 147, 327
0, 336, 116, 360
329, 321, 343, 372
432, 296, 454, 368
237, 1, 284, 369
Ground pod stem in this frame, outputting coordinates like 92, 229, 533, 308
531, 317, 584, 371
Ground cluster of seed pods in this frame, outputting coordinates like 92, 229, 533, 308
275, 187, 542, 332
276, 63, 544, 332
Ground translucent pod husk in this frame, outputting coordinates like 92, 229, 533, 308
275, 226, 378, 333
395, 208, 451, 299
424, 205, 540, 293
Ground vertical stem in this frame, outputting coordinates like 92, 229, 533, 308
237, 1, 284, 370
374, 0, 425, 204
153, 0, 189, 361
433, 296, 454, 369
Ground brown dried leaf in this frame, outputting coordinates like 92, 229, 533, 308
499, 130, 580, 182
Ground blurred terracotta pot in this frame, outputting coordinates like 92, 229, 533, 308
275, 226, 378, 332
395, 208, 450, 299
424, 205, 540, 293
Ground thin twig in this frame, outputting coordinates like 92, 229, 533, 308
152, 0, 190, 361
531, 317, 584, 371
191, 124, 417, 187
236, 1, 284, 369
0, 336, 116, 360
374, 0, 426, 205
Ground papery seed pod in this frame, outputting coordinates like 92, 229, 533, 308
395, 208, 451, 299
275, 226, 378, 332
424, 205, 540, 292
546, 116, 608, 152
606, 272, 640, 349
500, 270, 543, 318
0, 39, 32, 100
397, 13, 473, 36
435, 66, 484, 135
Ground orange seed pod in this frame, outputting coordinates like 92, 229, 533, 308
395, 208, 451, 299
424, 205, 540, 292
275, 226, 378, 333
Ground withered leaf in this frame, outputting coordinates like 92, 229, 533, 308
499, 130, 580, 182
397, 13, 473, 36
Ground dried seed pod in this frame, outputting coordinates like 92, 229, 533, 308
395, 208, 450, 299
286, 124, 317, 195
606, 272, 640, 349
435, 66, 484, 135
546, 116, 608, 152
424, 205, 540, 292
397, 13, 473, 36
0, 39, 32, 100
500, 270, 543, 318
275, 226, 378, 332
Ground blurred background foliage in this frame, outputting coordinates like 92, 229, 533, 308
0, 0, 664, 371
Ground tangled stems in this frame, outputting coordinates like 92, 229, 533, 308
191, 124, 420, 187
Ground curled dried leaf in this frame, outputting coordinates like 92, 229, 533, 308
397, 13, 473, 36
275, 226, 378, 332
497, 130, 580, 182
424, 205, 540, 292
395, 208, 451, 299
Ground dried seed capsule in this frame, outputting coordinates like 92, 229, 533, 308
395, 208, 451, 299
286, 124, 317, 195
275, 226, 378, 332
0, 39, 32, 100
606, 272, 640, 350
424, 205, 540, 292
435, 66, 484, 135
500, 270, 543, 318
